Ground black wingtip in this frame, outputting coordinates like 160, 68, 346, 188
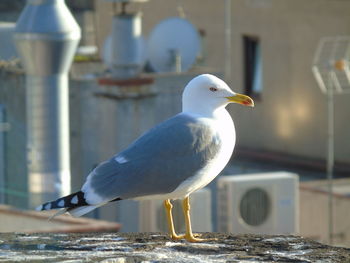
38, 191, 89, 211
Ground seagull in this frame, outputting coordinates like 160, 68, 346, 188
37, 74, 254, 242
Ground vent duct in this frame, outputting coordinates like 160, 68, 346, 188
14, 0, 81, 207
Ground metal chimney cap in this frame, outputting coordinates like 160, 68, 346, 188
15, 0, 80, 40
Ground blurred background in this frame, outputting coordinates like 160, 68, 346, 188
0, 0, 349, 247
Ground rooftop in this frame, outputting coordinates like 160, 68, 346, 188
1, 232, 349, 262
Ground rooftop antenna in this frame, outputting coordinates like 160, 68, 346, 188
312, 36, 350, 245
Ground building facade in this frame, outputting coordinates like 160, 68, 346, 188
95, 0, 350, 163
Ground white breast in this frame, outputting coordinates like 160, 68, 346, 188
147, 109, 236, 200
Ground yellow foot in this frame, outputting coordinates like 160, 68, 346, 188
185, 233, 218, 242
168, 233, 204, 242
169, 233, 185, 241
168, 233, 203, 242
168, 232, 218, 242
184, 233, 205, 242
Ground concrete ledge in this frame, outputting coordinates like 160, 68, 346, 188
0, 205, 121, 233
0, 233, 349, 262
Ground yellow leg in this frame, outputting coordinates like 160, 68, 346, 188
164, 199, 184, 240
182, 196, 204, 242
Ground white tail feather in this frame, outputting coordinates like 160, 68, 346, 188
48, 208, 68, 221
67, 205, 100, 217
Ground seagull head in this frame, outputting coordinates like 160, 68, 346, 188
182, 74, 254, 116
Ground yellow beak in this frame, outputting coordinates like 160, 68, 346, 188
226, 93, 254, 107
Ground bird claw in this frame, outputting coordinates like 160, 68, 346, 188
169, 233, 211, 242
170, 234, 185, 240
186, 235, 218, 242
184, 233, 205, 242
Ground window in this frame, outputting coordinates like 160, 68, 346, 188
243, 35, 262, 99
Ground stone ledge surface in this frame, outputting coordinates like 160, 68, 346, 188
0, 232, 349, 262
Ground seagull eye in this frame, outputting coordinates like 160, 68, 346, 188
209, 87, 218, 92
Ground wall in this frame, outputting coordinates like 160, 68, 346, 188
300, 178, 350, 247
0, 68, 27, 208
229, 0, 350, 163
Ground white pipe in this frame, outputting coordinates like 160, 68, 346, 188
111, 13, 143, 79
327, 72, 335, 245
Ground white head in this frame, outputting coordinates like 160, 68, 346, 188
182, 74, 254, 116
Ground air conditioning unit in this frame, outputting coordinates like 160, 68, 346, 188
116, 188, 212, 233
217, 172, 299, 235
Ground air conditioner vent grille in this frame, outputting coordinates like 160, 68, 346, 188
240, 188, 270, 226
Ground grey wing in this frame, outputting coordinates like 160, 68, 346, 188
83, 113, 221, 203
